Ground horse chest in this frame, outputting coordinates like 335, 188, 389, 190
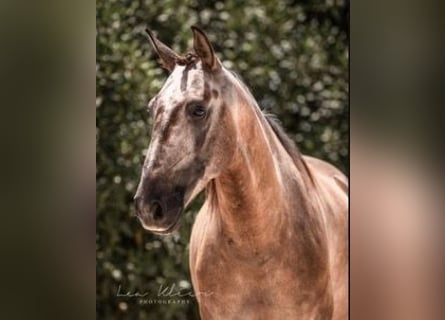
190, 235, 327, 319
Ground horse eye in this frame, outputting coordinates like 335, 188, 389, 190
190, 105, 206, 118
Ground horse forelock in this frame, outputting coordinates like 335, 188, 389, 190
175, 52, 199, 66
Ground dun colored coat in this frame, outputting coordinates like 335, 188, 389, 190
134, 26, 348, 320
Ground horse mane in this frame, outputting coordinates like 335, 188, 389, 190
263, 113, 300, 158
264, 113, 316, 185
175, 52, 199, 66
228, 71, 299, 156
228, 69, 315, 184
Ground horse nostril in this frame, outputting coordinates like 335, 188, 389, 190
151, 201, 164, 221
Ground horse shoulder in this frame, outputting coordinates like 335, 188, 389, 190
302, 155, 348, 320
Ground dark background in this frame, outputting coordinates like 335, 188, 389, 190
96, 0, 348, 319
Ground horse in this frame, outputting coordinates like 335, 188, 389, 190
134, 26, 348, 320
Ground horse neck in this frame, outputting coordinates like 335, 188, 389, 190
206, 94, 310, 246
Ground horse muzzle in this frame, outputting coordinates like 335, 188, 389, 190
134, 186, 185, 235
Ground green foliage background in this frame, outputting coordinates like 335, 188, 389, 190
97, 0, 348, 319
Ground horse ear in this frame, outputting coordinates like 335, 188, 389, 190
191, 26, 221, 72
145, 29, 179, 72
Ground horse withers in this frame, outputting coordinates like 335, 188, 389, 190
134, 26, 348, 320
